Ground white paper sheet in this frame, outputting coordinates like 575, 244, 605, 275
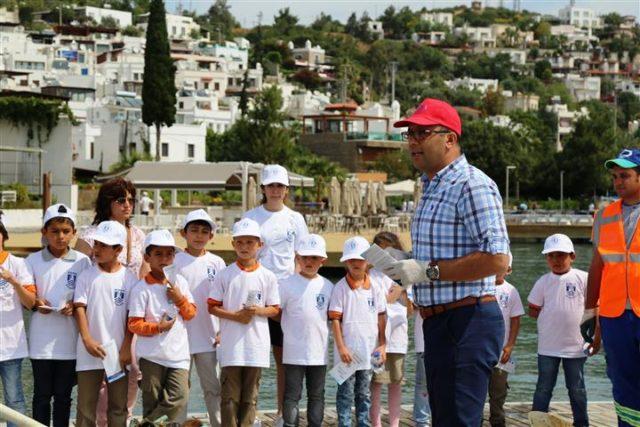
496, 357, 516, 374
102, 340, 126, 383
361, 244, 397, 272
245, 289, 260, 306
329, 350, 366, 385
162, 265, 177, 288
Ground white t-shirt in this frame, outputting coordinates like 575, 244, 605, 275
0, 252, 33, 362
495, 280, 525, 348
527, 268, 588, 358
209, 263, 280, 368
328, 276, 386, 369
174, 251, 226, 354
279, 273, 334, 365
370, 269, 408, 354
128, 274, 195, 369
74, 265, 138, 371
139, 196, 153, 213
26, 248, 91, 360
243, 205, 309, 279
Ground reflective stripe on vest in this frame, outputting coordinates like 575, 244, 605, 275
594, 200, 640, 317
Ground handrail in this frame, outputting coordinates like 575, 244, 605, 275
0, 404, 46, 426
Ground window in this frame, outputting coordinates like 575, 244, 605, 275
187, 144, 195, 158
204, 82, 209, 89
90, 142, 95, 159
161, 143, 169, 157
178, 101, 184, 109
129, 143, 136, 154
172, 26, 177, 35
214, 82, 220, 90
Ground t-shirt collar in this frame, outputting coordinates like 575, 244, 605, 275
42, 246, 78, 262
144, 273, 165, 285
0, 251, 8, 264
346, 273, 370, 290
236, 261, 260, 272
421, 154, 467, 187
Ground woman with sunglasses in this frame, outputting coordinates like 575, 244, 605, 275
75, 177, 149, 426
242, 164, 309, 425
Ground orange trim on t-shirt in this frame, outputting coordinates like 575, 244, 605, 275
207, 298, 223, 308
144, 273, 164, 285
128, 317, 160, 336
24, 285, 36, 295
346, 273, 370, 290
0, 251, 8, 264
175, 296, 197, 321
236, 261, 260, 272
328, 310, 343, 320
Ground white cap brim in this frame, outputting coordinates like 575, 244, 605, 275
262, 177, 289, 186
340, 254, 365, 262
541, 248, 574, 254
90, 233, 124, 246
298, 249, 328, 258
183, 218, 217, 231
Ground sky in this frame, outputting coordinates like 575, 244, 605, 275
165, 0, 640, 27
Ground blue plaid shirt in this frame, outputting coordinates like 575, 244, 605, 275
411, 155, 509, 306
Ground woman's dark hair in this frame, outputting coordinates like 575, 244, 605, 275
373, 231, 404, 251
0, 210, 8, 243
93, 178, 137, 227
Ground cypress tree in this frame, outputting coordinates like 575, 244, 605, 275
142, 0, 176, 161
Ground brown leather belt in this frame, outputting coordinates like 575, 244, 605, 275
419, 295, 497, 319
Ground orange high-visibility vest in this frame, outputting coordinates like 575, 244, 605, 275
593, 200, 640, 317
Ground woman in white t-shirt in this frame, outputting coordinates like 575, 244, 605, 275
242, 164, 309, 420
75, 177, 149, 426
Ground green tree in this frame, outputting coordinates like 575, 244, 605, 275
482, 89, 505, 116
274, 7, 299, 36
122, 25, 142, 36
534, 59, 552, 82
141, 0, 176, 161
206, 0, 238, 38
617, 92, 640, 128
100, 16, 118, 28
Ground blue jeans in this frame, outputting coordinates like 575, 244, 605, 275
0, 358, 26, 427
532, 355, 588, 427
413, 352, 431, 426
600, 311, 640, 427
423, 300, 503, 426
336, 369, 372, 427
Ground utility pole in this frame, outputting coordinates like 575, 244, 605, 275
390, 61, 398, 105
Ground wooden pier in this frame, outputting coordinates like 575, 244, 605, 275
251, 401, 617, 426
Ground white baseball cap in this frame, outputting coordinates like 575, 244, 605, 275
261, 164, 289, 186
43, 203, 76, 226
232, 218, 262, 239
297, 234, 328, 258
340, 236, 370, 262
542, 233, 575, 254
90, 220, 127, 246
144, 229, 178, 251
182, 209, 216, 231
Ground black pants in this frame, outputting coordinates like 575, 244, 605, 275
31, 359, 77, 427
283, 364, 326, 427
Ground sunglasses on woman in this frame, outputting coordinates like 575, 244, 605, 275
115, 197, 135, 205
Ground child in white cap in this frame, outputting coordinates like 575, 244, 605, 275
174, 209, 226, 426
208, 218, 280, 426
528, 233, 589, 426
74, 221, 139, 426
328, 236, 387, 427
488, 251, 524, 427
127, 229, 197, 424
25, 204, 91, 427
278, 234, 333, 427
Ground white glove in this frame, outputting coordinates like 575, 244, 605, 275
383, 259, 429, 287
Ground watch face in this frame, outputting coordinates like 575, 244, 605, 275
427, 265, 439, 280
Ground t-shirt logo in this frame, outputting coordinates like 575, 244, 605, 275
65, 272, 78, 289
367, 297, 375, 312
113, 288, 125, 306
565, 283, 577, 298
207, 267, 217, 281
0, 277, 9, 292
498, 293, 509, 308
315, 293, 326, 309
286, 229, 296, 243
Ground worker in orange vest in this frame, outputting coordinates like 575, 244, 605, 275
582, 148, 640, 427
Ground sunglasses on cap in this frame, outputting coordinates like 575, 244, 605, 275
401, 128, 451, 142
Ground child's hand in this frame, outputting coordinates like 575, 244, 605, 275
166, 285, 184, 304
83, 336, 107, 359
0, 267, 17, 286
338, 345, 353, 364
236, 307, 255, 324
374, 345, 386, 363
35, 299, 53, 314
59, 301, 74, 316
214, 333, 221, 347
119, 345, 132, 369
500, 345, 513, 364
158, 313, 176, 332
586, 321, 602, 356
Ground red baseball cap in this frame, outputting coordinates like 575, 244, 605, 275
393, 98, 462, 136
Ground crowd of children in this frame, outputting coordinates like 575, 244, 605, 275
0, 197, 598, 426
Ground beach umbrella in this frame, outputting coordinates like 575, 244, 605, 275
413, 178, 423, 208
351, 178, 362, 217
365, 181, 377, 215
247, 176, 257, 210
330, 177, 341, 215
377, 182, 387, 213
341, 180, 353, 216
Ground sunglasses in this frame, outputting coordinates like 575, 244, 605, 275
115, 197, 135, 205
401, 128, 450, 141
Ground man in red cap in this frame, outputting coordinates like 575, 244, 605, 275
384, 98, 510, 426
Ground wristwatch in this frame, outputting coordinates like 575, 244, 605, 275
426, 261, 440, 281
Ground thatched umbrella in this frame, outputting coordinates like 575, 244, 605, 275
413, 178, 423, 208
247, 176, 258, 210
330, 177, 341, 215
351, 178, 362, 217
365, 181, 377, 215
341, 180, 353, 216
377, 182, 387, 213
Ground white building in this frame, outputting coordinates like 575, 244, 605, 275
148, 123, 207, 162
367, 21, 384, 40
454, 25, 496, 48
421, 12, 453, 28
564, 73, 601, 101
445, 77, 499, 94
411, 31, 446, 45
503, 92, 540, 112
617, 80, 640, 97
291, 40, 326, 69
195, 38, 249, 72
137, 13, 200, 39
558, 3, 602, 30
75, 6, 132, 28
545, 97, 589, 150
176, 87, 238, 133
0, 7, 19, 24
550, 24, 599, 49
